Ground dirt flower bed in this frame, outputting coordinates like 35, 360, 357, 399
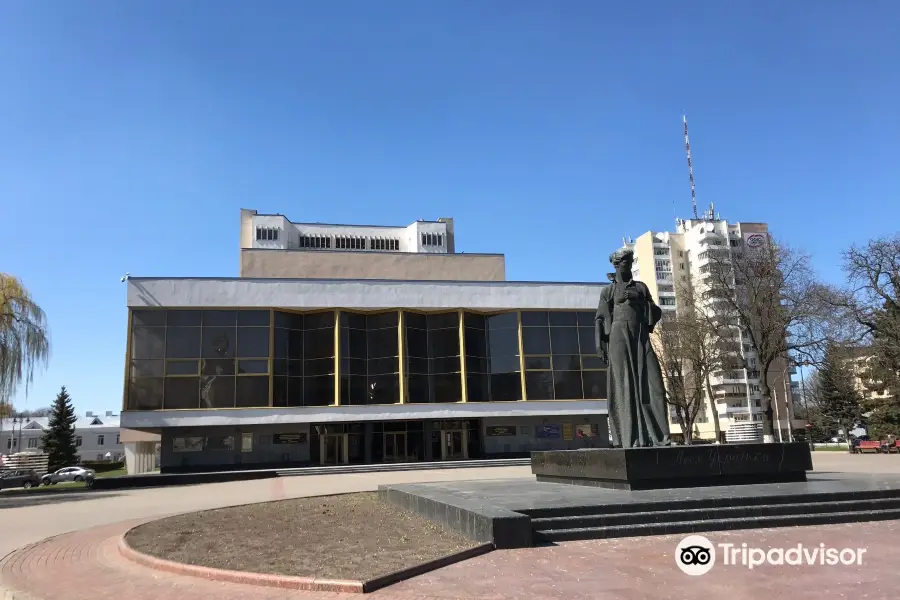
125, 492, 478, 581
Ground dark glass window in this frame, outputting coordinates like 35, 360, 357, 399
236, 376, 269, 407
132, 310, 166, 327
525, 371, 554, 400
304, 375, 334, 406
576, 311, 595, 327
462, 312, 522, 402
166, 360, 199, 375
522, 327, 550, 355
273, 376, 288, 407
167, 310, 202, 326
166, 327, 201, 359
550, 327, 579, 354
340, 311, 400, 405
128, 377, 163, 410
203, 310, 237, 326
164, 377, 200, 409
553, 370, 583, 400
403, 311, 462, 404
131, 359, 163, 378
202, 327, 235, 359
202, 358, 235, 376
238, 310, 270, 326
132, 327, 166, 359
520, 311, 548, 327
238, 359, 268, 374
521, 310, 607, 400
237, 327, 270, 357
200, 376, 235, 408
582, 370, 607, 399
273, 310, 336, 407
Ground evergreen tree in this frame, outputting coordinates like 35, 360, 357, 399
815, 345, 863, 446
42, 386, 79, 471
859, 304, 900, 438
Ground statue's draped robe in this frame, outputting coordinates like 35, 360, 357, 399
595, 279, 671, 448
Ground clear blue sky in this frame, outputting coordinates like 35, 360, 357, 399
2, 1, 898, 415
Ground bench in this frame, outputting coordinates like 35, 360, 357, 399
854, 440, 882, 454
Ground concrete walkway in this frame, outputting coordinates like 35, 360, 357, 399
0, 466, 532, 559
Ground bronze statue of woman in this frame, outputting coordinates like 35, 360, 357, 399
595, 248, 671, 448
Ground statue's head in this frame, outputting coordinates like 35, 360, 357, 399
609, 248, 634, 280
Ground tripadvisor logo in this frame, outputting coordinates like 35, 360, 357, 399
675, 535, 867, 575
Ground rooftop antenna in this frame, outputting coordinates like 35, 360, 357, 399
683, 113, 699, 219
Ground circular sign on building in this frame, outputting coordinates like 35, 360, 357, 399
746, 234, 766, 248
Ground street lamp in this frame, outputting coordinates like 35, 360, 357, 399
11, 416, 23, 454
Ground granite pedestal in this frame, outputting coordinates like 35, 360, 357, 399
531, 443, 813, 490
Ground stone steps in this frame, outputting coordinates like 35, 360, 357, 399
531, 493, 900, 542
275, 458, 530, 477
523, 487, 900, 519
535, 508, 900, 542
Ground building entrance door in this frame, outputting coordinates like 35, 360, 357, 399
321, 434, 349, 466
440, 430, 468, 460
383, 432, 407, 462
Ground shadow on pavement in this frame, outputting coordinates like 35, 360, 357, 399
0, 491, 123, 509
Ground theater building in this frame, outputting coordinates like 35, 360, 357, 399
119, 211, 610, 473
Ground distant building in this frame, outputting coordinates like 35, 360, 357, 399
0, 411, 124, 464
841, 346, 896, 404
625, 211, 801, 443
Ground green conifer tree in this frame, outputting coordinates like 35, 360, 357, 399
816, 346, 863, 447
41, 386, 79, 471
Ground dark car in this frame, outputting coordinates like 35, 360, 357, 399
0, 469, 41, 490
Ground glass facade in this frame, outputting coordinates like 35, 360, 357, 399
129, 309, 271, 410
340, 311, 400, 405
521, 311, 607, 401
464, 312, 522, 401
272, 311, 335, 407
126, 308, 607, 410
404, 312, 462, 403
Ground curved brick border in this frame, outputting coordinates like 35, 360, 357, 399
118, 526, 495, 594
118, 534, 364, 593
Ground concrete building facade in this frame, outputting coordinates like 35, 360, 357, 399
119, 211, 610, 474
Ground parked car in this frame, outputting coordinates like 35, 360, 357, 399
41, 466, 95, 485
0, 469, 42, 490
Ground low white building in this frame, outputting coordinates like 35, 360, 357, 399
0, 411, 124, 464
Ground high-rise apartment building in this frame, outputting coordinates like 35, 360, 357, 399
626, 211, 800, 442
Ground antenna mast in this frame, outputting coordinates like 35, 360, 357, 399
683, 114, 698, 219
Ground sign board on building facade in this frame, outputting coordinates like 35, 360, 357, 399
576, 424, 599, 438
486, 426, 517, 436
273, 433, 308, 444
746, 233, 766, 248
535, 424, 561, 439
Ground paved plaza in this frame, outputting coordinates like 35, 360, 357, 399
2, 453, 898, 600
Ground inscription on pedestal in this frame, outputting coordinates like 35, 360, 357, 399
531, 443, 812, 490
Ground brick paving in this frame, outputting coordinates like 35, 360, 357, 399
2, 518, 897, 600
1, 454, 898, 600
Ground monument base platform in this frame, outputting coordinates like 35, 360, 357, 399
530, 443, 813, 490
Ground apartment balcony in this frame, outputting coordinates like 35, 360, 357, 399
655, 271, 673, 282
710, 373, 747, 386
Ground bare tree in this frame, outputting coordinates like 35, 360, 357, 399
651, 280, 737, 444
703, 235, 829, 442
836, 235, 900, 431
